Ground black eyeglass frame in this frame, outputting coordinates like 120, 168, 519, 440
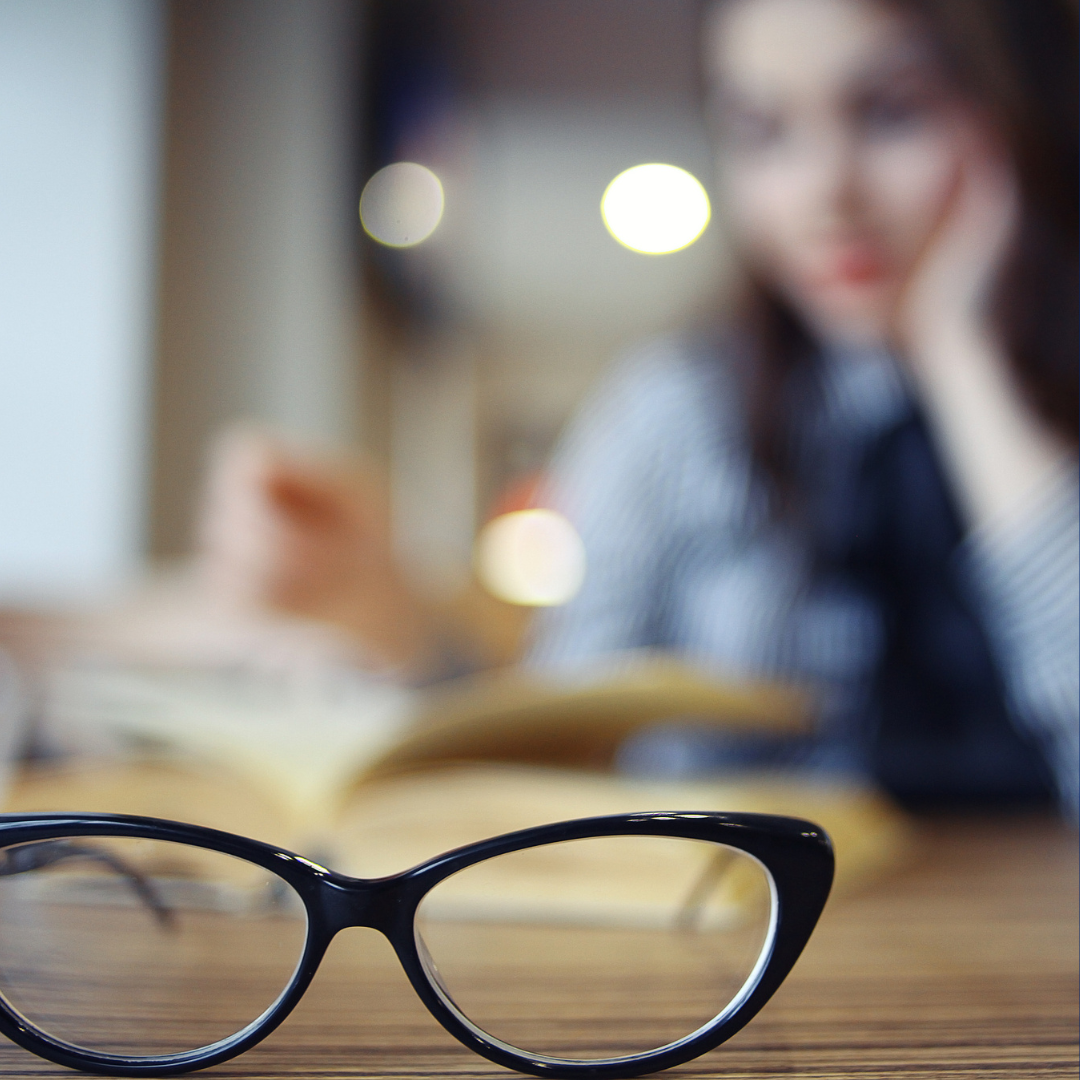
0, 810, 833, 1078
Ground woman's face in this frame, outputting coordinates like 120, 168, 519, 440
709, 0, 1001, 347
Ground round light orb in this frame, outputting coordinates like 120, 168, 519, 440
600, 163, 711, 255
475, 509, 586, 607
360, 162, 445, 247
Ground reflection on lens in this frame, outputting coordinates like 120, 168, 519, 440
415, 836, 774, 1061
0, 836, 308, 1057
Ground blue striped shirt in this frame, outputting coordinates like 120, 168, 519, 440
528, 335, 1079, 815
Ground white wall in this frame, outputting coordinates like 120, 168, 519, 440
422, 101, 727, 338
0, 0, 164, 603
385, 99, 730, 583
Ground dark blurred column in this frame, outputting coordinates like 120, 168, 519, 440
151, 0, 364, 557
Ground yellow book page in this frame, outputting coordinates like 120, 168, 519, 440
46, 655, 809, 829
6, 759, 912, 906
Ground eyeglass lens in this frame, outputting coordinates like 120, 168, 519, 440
0, 837, 308, 1058
0, 833, 774, 1067
415, 836, 774, 1061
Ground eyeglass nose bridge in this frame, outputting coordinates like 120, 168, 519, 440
308, 871, 420, 943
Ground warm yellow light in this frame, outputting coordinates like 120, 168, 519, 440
360, 162, 444, 247
475, 509, 586, 607
601, 163, 710, 254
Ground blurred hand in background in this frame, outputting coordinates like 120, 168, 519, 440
198, 427, 428, 671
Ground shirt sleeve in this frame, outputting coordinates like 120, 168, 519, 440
964, 463, 1080, 818
526, 337, 757, 673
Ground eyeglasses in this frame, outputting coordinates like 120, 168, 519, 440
0, 810, 832, 1077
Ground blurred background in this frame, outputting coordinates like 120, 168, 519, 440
0, 0, 1070, 944
0, 0, 729, 608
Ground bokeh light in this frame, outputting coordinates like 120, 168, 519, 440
476, 509, 586, 607
600, 163, 710, 254
360, 162, 445, 247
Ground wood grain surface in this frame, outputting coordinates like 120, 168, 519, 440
0, 815, 1074, 1079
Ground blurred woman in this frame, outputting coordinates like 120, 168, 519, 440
201, 0, 1077, 814
529, 0, 1078, 812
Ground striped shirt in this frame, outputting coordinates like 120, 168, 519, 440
528, 335, 1079, 816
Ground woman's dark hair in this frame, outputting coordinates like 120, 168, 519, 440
723, 0, 1079, 493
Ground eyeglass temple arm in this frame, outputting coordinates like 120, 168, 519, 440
676, 847, 740, 931
0, 841, 176, 930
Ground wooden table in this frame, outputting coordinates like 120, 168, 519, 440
0, 815, 1074, 1079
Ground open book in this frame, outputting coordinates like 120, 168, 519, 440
46, 656, 808, 823
23, 655, 911, 898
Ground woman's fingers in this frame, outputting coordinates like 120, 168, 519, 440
199, 429, 387, 609
193, 426, 436, 669
896, 137, 1019, 357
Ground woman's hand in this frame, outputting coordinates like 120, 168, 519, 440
197, 428, 431, 669
893, 145, 1070, 533
894, 139, 1018, 363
